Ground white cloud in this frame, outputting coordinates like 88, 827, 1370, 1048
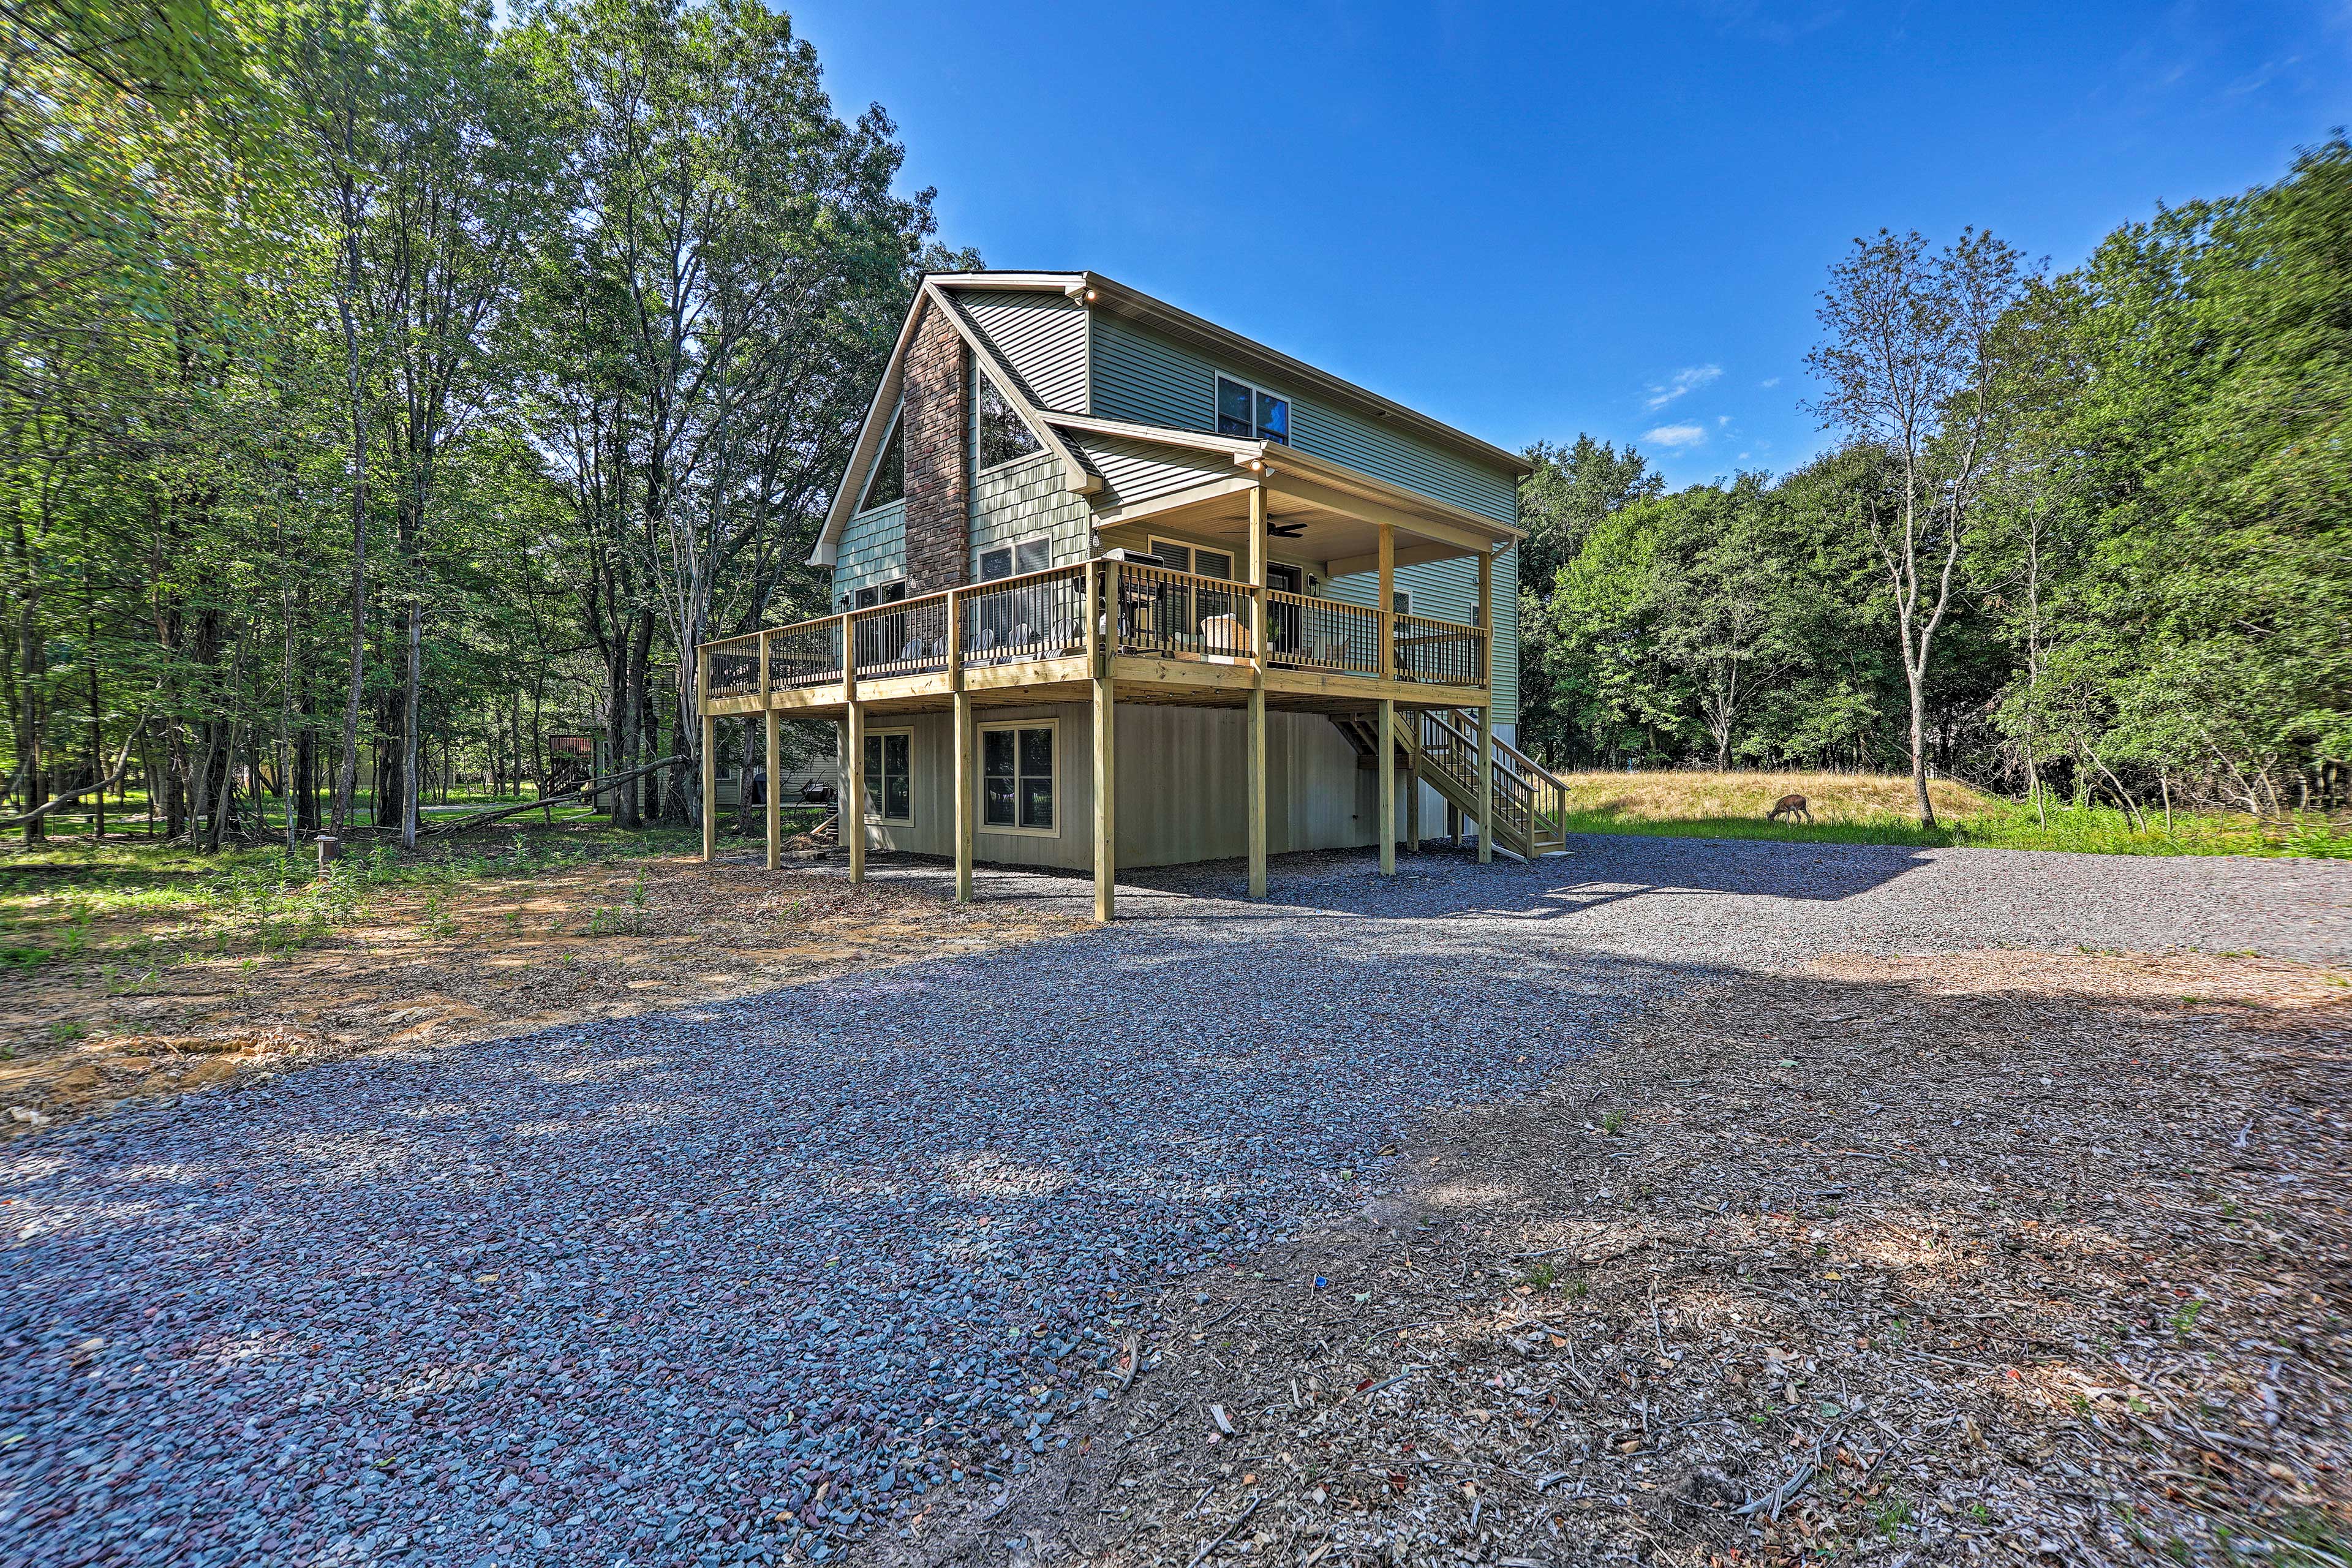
1760, 375, 1781, 388
1643, 423, 1708, 449
1645, 364, 1723, 411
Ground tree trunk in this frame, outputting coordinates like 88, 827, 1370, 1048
401, 601, 421, 848
1907, 665, 1936, 829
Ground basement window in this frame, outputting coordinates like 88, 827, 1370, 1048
1215, 374, 1289, 444
862, 729, 913, 824
979, 721, 1057, 835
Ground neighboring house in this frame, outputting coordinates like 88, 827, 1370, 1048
696, 271, 1567, 918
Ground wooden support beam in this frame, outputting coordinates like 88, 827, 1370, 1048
846, 699, 867, 883
1093, 662, 1116, 923
1377, 698, 1395, 876
700, 714, 717, 864
1477, 546, 1494, 688
764, 710, 780, 871
1377, 522, 1395, 681
1406, 727, 1422, 853
952, 690, 974, 903
761, 630, 778, 871
951, 586, 973, 904
1476, 702, 1494, 865
1246, 483, 1269, 900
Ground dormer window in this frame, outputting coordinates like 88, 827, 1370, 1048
859, 410, 904, 510
1216, 374, 1289, 444
973, 366, 1042, 472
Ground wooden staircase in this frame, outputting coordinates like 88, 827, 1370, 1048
1330, 708, 1570, 860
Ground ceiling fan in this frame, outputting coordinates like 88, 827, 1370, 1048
1265, 521, 1307, 538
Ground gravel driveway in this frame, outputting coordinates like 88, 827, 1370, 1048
4, 838, 2344, 1567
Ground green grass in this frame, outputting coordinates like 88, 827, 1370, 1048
1557, 794, 2352, 859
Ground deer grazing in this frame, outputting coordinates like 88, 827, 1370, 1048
1766, 793, 1812, 823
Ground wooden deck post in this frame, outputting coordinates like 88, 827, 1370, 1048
1377, 522, 1395, 681
950, 588, 973, 903
845, 700, 867, 883
1476, 703, 1494, 865
1377, 698, 1396, 876
761, 630, 780, 872
763, 711, 780, 871
1091, 561, 1118, 922
1246, 481, 1269, 900
843, 612, 863, 883
1476, 548, 1495, 863
698, 647, 715, 864
1406, 726, 1422, 853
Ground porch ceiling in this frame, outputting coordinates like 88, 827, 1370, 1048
1098, 484, 1477, 576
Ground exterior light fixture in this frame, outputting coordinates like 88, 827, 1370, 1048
1084, 288, 1098, 302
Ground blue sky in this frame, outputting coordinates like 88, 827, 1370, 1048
790, 1, 2351, 486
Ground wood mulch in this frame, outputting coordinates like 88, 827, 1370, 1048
1, 847, 1080, 1134
888, 949, 2351, 1568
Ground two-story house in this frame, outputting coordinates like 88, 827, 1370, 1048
696, 271, 1567, 918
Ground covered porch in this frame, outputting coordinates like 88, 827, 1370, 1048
696, 452, 1528, 919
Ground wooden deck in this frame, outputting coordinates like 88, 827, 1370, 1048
696, 556, 1513, 921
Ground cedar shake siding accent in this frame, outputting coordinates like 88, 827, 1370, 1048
901, 303, 970, 595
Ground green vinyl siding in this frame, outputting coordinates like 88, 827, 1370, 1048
1088, 314, 1518, 525
834, 499, 905, 607
972, 451, 1091, 573
1321, 545, 1518, 727
960, 291, 1088, 412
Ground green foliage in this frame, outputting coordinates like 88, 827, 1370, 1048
1525, 142, 2350, 821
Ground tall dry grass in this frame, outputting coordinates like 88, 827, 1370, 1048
1553, 769, 1992, 826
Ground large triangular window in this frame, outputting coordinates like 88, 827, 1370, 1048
973, 366, 1042, 471
859, 409, 904, 511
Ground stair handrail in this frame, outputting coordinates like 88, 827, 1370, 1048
1409, 707, 1572, 847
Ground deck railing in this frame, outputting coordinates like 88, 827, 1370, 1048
701, 562, 1490, 706
1267, 590, 1382, 675
963, 562, 1088, 665
704, 633, 763, 699
766, 617, 843, 689
1117, 563, 1254, 660
851, 594, 951, 679
1392, 612, 1487, 687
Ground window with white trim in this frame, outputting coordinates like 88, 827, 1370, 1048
851, 579, 907, 609
973, 365, 1042, 472
978, 535, 1052, 580
1391, 589, 1412, 617
1147, 538, 1234, 580
861, 728, 913, 824
979, 720, 1057, 834
1215, 374, 1289, 443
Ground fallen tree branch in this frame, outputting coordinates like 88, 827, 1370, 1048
413, 756, 684, 837
0, 720, 144, 828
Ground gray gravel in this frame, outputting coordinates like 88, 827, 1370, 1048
2, 837, 2343, 1566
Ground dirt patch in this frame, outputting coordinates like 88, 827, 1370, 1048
0, 853, 1080, 1133
887, 951, 2350, 1567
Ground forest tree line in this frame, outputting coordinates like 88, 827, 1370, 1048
4, 1, 2344, 846
1517, 139, 2349, 824
2, 0, 960, 847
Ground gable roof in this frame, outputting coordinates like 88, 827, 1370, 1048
938, 271, 1532, 477
809, 271, 1529, 568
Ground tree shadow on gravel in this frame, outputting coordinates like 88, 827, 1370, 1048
881, 948, 2352, 1568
